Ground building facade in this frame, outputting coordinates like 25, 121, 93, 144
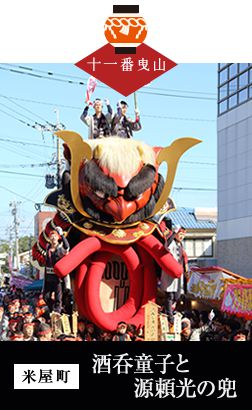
169, 207, 217, 266
217, 63, 252, 277
34, 211, 56, 238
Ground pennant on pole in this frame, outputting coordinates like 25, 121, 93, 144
85, 76, 97, 103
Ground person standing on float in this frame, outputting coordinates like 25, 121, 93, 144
43, 227, 70, 314
110, 100, 141, 138
160, 226, 188, 324
80, 98, 113, 139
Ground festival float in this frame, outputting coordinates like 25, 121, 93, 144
32, 132, 200, 331
187, 266, 252, 320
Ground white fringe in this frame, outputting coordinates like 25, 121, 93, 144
86, 137, 155, 177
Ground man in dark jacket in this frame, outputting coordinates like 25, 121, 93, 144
43, 227, 70, 314
80, 98, 113, 139
160, 226, 188, 324
111, 100, 141, 138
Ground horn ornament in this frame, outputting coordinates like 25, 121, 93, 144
151, 137, 201, 216
55, 130, 92, 218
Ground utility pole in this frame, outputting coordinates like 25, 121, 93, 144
42, 109, 65, 191
8, 226, 14, 272
54, 108, 62, 189
9, 201, 21, 271
29, 234, 33, 277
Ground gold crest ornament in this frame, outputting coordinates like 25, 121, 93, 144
55, 130, 92, 218
57, 194, 76, 214
151, 138, 201, 216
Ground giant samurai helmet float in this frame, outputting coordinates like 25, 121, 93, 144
32, 132, 200, 330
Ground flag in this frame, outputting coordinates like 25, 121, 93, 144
85, 76, 97, 103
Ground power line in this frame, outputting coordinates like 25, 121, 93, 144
0, 169, 44, 178
18, 216, 35, 236
0, 161, 56, 169
2, 64, 217, 96
2, 95, 80, 110
0, 65, 86, 86
0, 136, 55, 149
140, 114, 215, 122
0, 101, 43, 125
159, 160, 216, 167
4, 159, 215, 169
180, 160, 216, 166
1, 135, 215, 161
0, 99, 66, 134
0, 141, 52, 161
0, 107, 34, 128
0, 141, 45, 161
0, 168, 216, 190
0, 101, 59, 138
0, 184, 36, 203
143, 86, 216, 96
0, 94, 54, 126
0, 136, 216, 167
0, 94, 216, 123
0, 64, 217, 101
2, 63, 89, 81
173, 187, 216, 192
139, 89, 216, 101
24, 180, 45, 201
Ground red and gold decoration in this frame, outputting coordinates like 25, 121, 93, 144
32, 131, 200, 331
75, 4, 177, 96
104, 5, 147, 52
188, 266, 252, 318
221, 283, 252, 320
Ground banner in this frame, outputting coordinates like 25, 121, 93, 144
144, 301, 159, 341
158, 313, 169, 341
61, 314, 72, 335
173, 312, 182, 336
221, 284, 252, 319
187, 270, 231, 301
85, 76, 97, 103
50, 312, 63, 339
72, 311, 78, 337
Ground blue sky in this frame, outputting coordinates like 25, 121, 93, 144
0, 63, 217, 239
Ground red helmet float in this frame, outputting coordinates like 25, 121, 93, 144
32, 132, 200, 331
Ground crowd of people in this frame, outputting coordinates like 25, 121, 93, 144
1, 217, 250, 342
179, 308, 251, 341
0, 283, 251, 342
1, 97, 250, 342
0, 285, 144, 341
1, 209, 249, 342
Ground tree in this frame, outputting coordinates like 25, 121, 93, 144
0, 241, 9, 254
18, 236, 36, 253
0, 240, 10, 274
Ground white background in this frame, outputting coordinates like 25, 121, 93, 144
14, 363, 79, 389
0, 0, 251, 62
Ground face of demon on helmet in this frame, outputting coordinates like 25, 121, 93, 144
78, 139, 165, 224
33, 131, 201, 332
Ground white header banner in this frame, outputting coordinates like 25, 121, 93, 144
0, 0, 251, 62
